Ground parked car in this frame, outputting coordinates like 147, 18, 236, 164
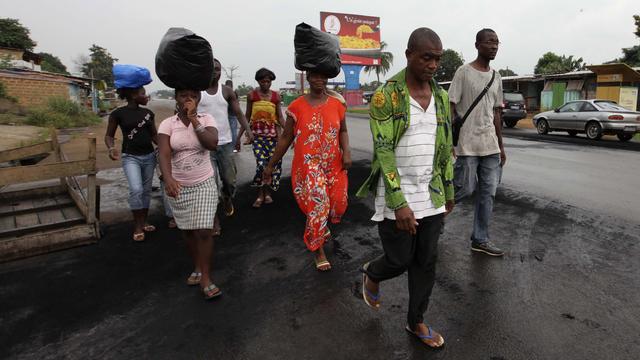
532, 99, 640, 141
363, 91, 374, 104
502, 91, 527, 128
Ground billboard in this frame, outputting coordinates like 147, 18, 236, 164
320, 12, 381, 66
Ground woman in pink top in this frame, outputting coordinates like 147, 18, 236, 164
158, 89, 222, 300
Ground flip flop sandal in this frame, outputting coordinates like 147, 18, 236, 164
224, 200, 235, 216
186, 272, 202, 286
263, 195, 273, 204
361, 266, 381, 309
143, 224, 156, 232
132, 232, 145, 242
252, 197, 264, 208
405, 325, 445, 349
314, 259, 332, 271
202, 283, 222, 300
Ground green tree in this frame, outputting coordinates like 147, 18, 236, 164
434, 49, 464, 82
363, 41, 394, 83
534, 52, 586, 75
81, 44, 118, 87
360, 81, 382, 91
613, 15, 640, 66
499, 68, 517, 77
38, 52, 68, 74
235, 83, 253, 97
0, 18, 36, 50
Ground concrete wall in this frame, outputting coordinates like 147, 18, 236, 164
0, 48, 24, 61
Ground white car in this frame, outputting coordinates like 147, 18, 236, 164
533, 100, 640, 141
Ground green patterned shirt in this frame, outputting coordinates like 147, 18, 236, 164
356, 68, 455, 210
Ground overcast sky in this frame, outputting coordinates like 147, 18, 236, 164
5, 0, 639, 91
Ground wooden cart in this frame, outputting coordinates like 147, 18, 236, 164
0, 131, 100, 262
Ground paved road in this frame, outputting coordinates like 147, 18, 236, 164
1, 102, 639, 359
347, 114, 640, 223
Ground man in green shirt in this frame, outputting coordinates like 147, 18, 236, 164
356, 27, 454, 349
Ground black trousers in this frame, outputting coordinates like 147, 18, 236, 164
364, 213, 444, 328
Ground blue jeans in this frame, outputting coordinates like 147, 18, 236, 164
454, 154, 501, 245
121, 152, 156, 210
210, 143, 237, 200
159, 180, 173, 217
229, 115, 238, 149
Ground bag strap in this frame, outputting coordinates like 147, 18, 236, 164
458, 70, 496, 125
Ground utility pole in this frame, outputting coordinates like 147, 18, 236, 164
90, 69, 98, 114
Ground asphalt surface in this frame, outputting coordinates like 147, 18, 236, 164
1, 104, 639, 359
502, 125, 640, 151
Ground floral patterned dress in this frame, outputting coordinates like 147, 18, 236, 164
286, 95, 348, 251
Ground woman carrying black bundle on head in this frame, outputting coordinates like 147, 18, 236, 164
157, 89, 222, 300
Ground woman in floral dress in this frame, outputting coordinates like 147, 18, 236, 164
262, 71, 351, 271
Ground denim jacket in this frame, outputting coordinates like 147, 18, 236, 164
356, 69, 455, 210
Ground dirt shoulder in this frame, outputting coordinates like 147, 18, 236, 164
0, 125, 45, 151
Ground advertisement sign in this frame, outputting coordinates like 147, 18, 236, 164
619, 87, 638, 111
320, 12, 381, 66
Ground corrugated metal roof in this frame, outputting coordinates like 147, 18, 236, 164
0, 68, 92, 87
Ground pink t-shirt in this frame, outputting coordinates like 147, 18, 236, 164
158, 114, 216, 186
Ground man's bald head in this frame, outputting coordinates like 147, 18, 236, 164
407, 27, 442, 51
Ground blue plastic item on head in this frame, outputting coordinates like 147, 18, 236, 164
113, 64, 152, 89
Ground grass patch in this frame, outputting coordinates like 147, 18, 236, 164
635, 133, 640, 141
26, 97, 101, 129
0, 112, 28, 125
18, 128, 50, 147
346, 108, 369, 115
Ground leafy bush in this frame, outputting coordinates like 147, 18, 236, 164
26, 97, 101, 128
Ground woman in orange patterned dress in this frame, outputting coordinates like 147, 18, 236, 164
262, 71, 351, 271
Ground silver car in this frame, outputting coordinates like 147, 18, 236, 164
533, 100, 640, 141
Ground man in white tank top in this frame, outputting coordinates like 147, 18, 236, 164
198, 59, 252, 232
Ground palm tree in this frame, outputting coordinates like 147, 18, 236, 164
363, 41, 394, 84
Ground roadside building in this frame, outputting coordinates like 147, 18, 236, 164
0, 47, 42, 72
0, 68, 92, 108
501, 75, 545, 111
587, 63, 640, 111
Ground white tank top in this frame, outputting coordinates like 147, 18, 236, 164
198, 83, 232, 145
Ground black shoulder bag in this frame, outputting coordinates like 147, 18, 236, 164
452, 70, 496, 146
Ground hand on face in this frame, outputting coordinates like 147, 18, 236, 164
183, 99, 197, 117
